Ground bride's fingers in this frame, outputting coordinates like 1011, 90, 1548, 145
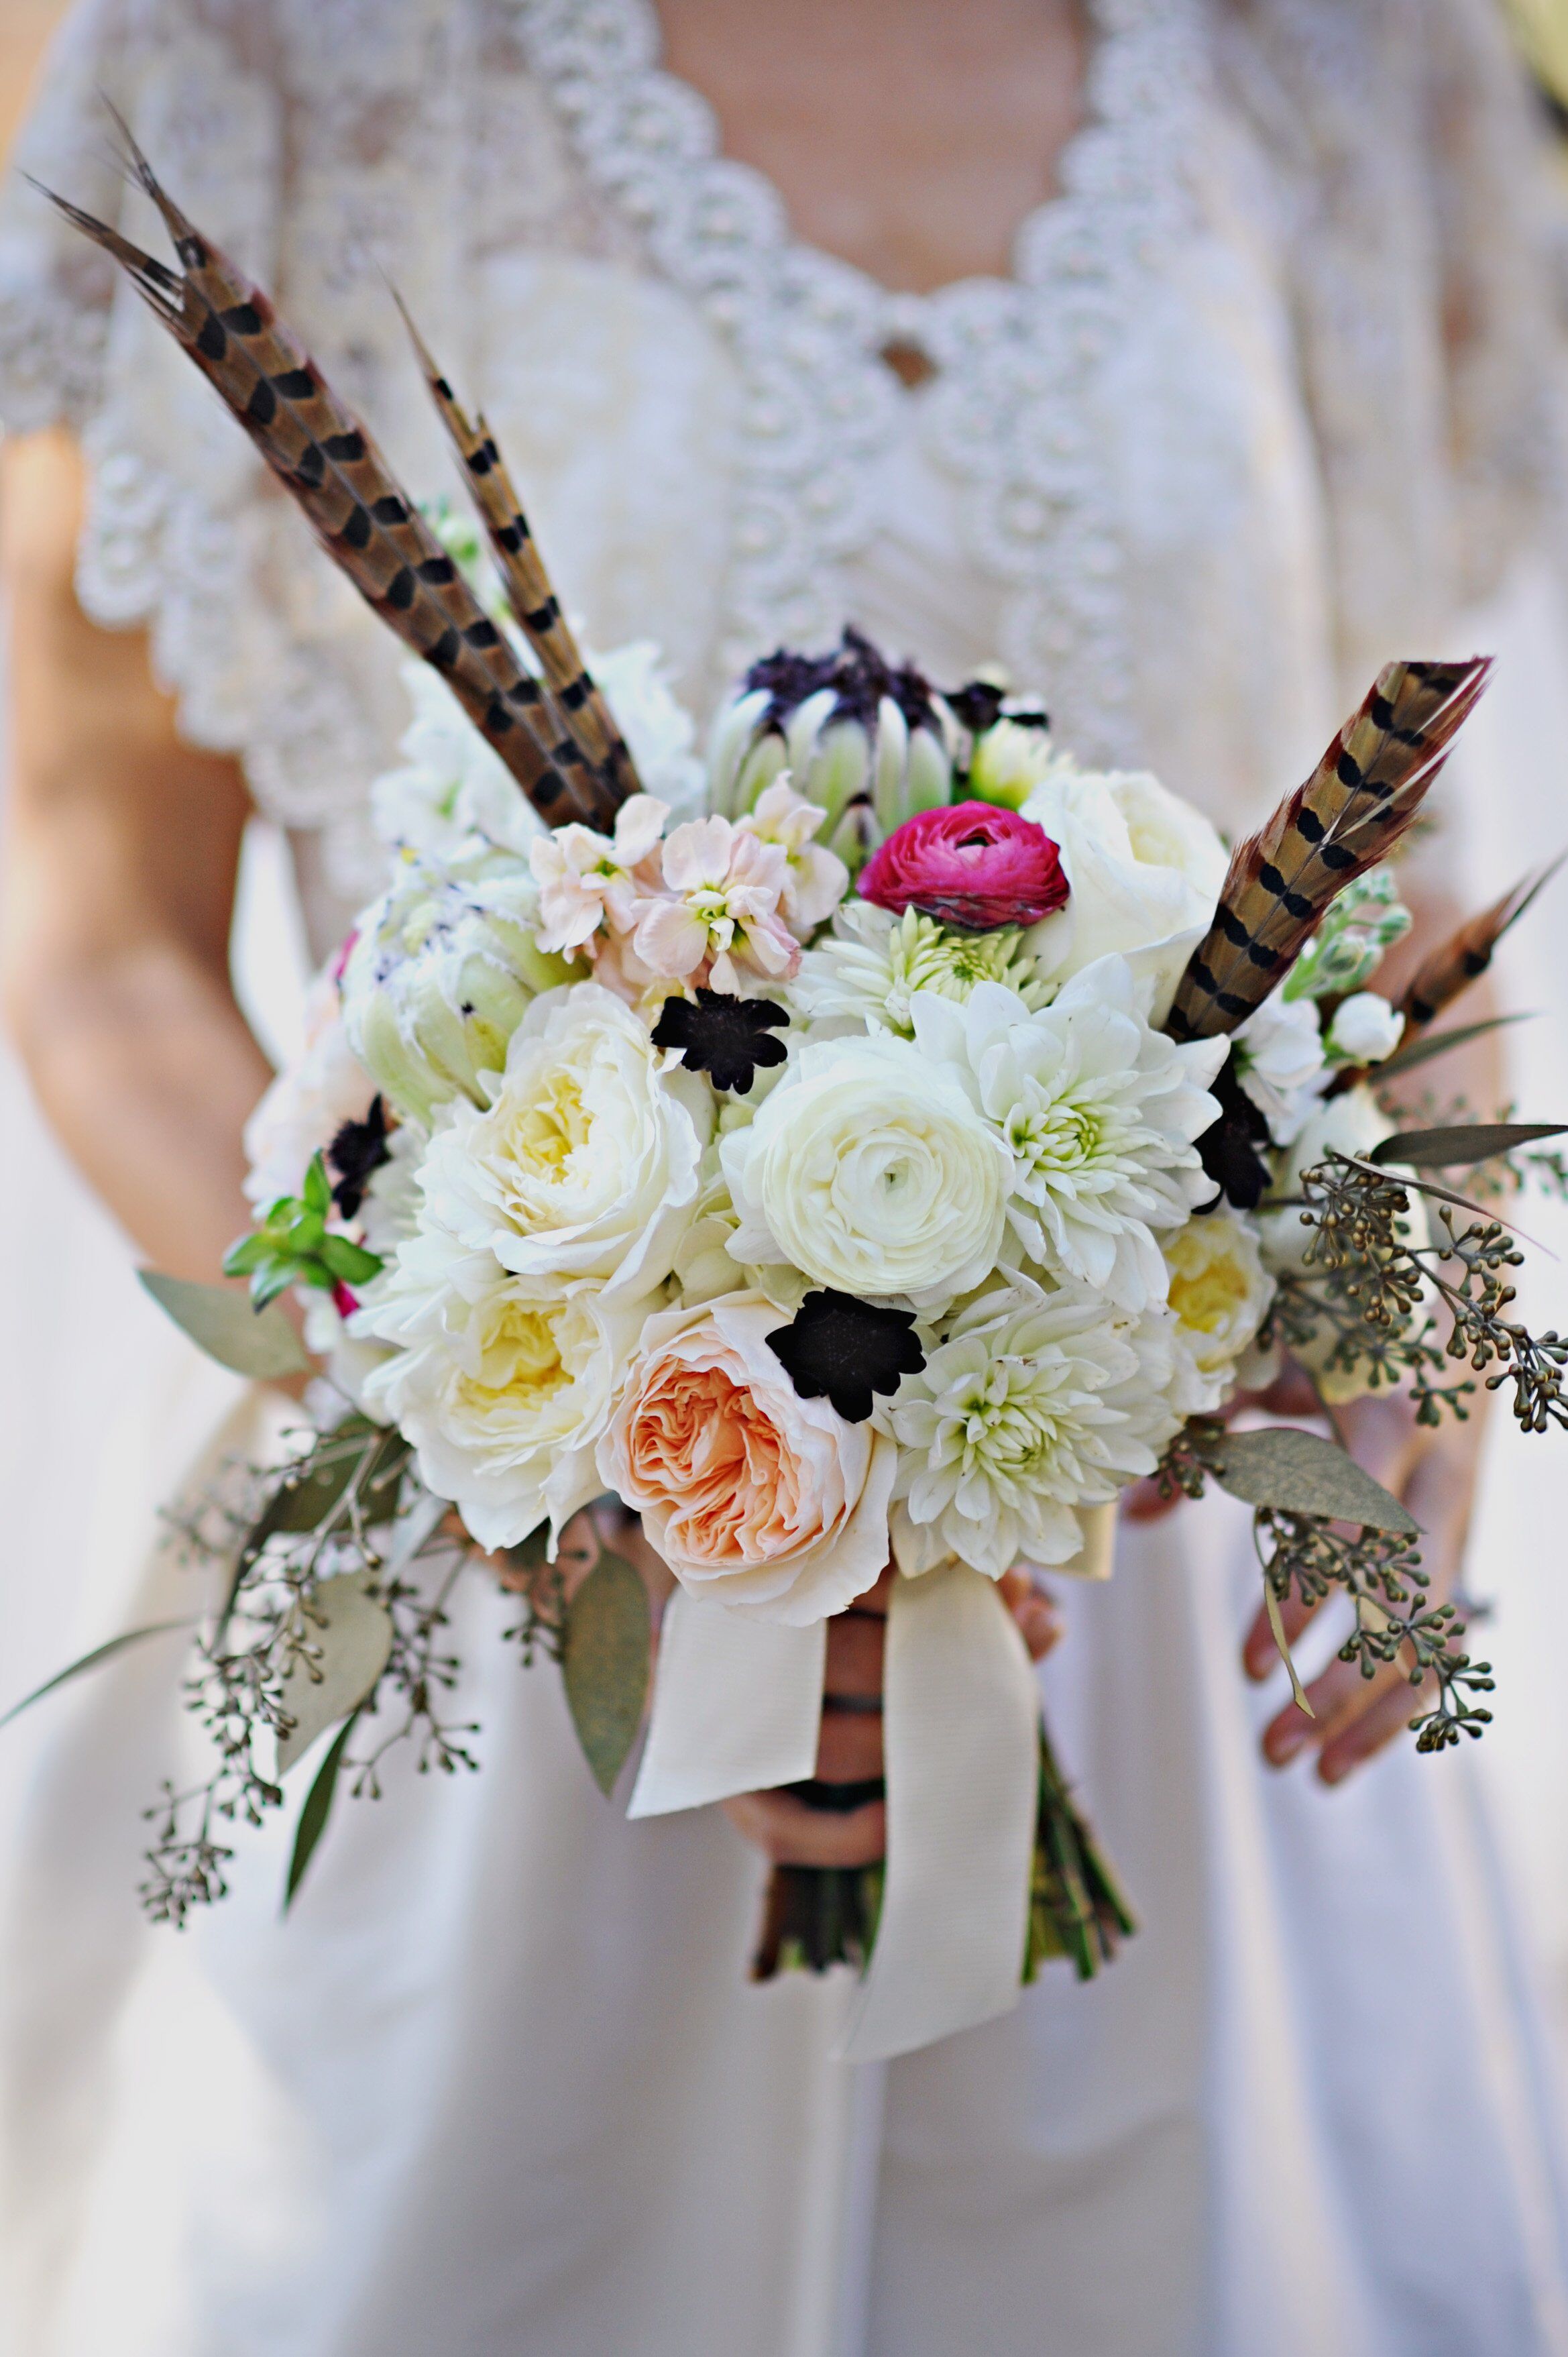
816, 1703, 883, 1782
1120, 1474, 1177, 1523
825, 1610, 885, 1698
997, 1569, 1062, 1661
722, 1790, 887, 1868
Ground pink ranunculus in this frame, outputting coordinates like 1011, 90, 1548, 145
598, 1297, 896, 1625
858, 800, 1070, 932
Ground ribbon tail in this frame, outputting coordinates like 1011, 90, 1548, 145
627, 1589, 825, 1818
836, 1562, 1039, 2063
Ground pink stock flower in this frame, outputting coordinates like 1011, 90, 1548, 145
629, 815, 801, 993
598, 1297, 896, 1624
736, 781, 849, 934
858, 800, 1070, 932
528, 794, 668, 956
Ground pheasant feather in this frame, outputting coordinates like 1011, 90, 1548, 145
1165, 658, 1492, 1040
395, 298, 640, 806
1394, 853, 1565, 1035
34, 121, 622, 830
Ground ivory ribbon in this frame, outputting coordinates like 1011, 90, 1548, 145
627, 1588, 826, 1817
836, 1560, 1042, 2064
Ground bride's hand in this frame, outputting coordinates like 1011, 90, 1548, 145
721, 1566, 1061, 1868
1240, 1388, 1486, 1784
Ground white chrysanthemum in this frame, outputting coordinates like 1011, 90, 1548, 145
910, 965, 1226, 1312
1021, 766, 1227, 1022
243, 972, 377, 1209
408, 981, 710, 1301
1233, 993, 1327, 1146
359, 1249, 643, 1551
1161, 1209, 1274, 1411
791, 901, 1051, 1035
720, 1029, 1012, 1308
590, 640, 707, 820
885, 1276, 1182, 1578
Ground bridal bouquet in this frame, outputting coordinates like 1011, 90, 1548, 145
14, 127, 1568, 2061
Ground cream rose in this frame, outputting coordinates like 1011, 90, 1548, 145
1162, 1210, 1274, 1409
361, 1262, 642, 1552
719, 1031, 1012, 1307
1021, 767, 1228, 1024
408, 981, 709, 1300
599, 1296, 896, 1624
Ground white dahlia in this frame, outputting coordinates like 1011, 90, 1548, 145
910, 965, 1226, 1313
885, 1276, 1182, 1578
791, 901, 1051, 1035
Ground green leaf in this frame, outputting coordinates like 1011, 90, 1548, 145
1369, 1121, 1568, 1170
221, 1232, 273, 1277
1211, 1427, 1420, 1536
283, 1712, 357, 1913
302, 1152, 332, 1217
275, 1569, 394, 1775
318, 1234, 383, 1284
138, 1270, 310, 1378
1374, 1012, 1535, 1082
561, 1549, 651, 1797
0, 1617, 195, 1729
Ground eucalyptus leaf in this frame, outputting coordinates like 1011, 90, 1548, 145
1368, 1121, 1568, 1170
138, 1270, 309, 1378
283, 1712, 357, 1912
0, 1618, 195, 1730
1211, 1427, 1420, 1536
1374, 1012, 1534, 1082
275, 1570, 394, 1775
561, 1550, 651, 1797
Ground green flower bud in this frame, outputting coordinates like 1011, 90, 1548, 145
1283, 865, 1412, 1002
340, 853, 576, 1125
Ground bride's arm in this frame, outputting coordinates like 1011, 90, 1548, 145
0, 428, 272, 1278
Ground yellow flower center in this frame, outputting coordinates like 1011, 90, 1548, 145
461, 1298, 570, 1410
500, 1066, 593, 1199
1166, 1234, 1252, 1337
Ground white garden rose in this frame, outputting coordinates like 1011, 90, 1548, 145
599, 1295, 897, 1624
885, 1275, 1182, 1578
408, 982, 710, 1300
1021, 766, 1228, 1024
1162, 1209, 1274, 1411
909, 965, 1226, 1312
359, 1250, 642, 1551
719, 1030, 1012, 1307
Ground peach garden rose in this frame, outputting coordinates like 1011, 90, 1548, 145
598, 1295, 897, 1625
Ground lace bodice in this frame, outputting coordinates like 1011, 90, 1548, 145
1, 0, 1563, 952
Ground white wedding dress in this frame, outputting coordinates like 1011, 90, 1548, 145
5, 2, 1568, 2351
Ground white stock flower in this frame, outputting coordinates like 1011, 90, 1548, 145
791, 901, 1050, 1035
371, 663, 542, 861
528, 795, 668, 956
590, 641, 706, 818
359, 1250, 642, 1551
886, 1276, 1182, 1578
407, 982, 709, 1300
736, 781, 849, 933
243, 971, 377, 1209
1328, 991, 1404, 1065
1161, 1209, 1274, 1411
1233, 993, 1328, 1146
911, 965, 1226, 1311
1021, 767, 1227, 1023
720, 1030, 1011, 1307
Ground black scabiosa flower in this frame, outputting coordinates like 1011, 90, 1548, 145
767, 1289, 926, 1424
652, 990, 789, 1094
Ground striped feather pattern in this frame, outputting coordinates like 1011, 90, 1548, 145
1164, 658, 1492, 1040
396, 298, 640, 806
1395, 855, 1565, 1034
35, 123, 623, 830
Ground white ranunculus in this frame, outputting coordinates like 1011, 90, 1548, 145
408, 982, 710, 1301
719, 1030, 1012, 1308
1257, 1085, 1429, 1403
1020, 767, 1228, 1024
885, 1275, 1183, 1578
1328, 991, 1404, 1066
599, 1295, 895, 1624
359, 1251, 642, 1551
243, 971, 378, 1209
1232, 993, 1328, 1146
1161, 1209, 1274, 1411
909, 965, 1226, 1312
